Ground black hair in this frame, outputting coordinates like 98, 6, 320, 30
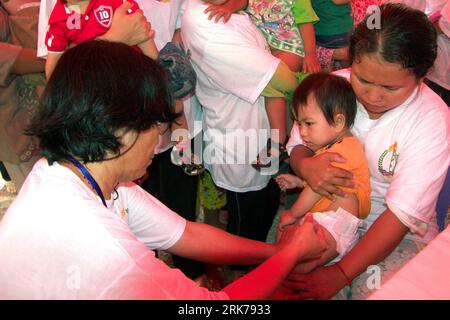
27, 40, 178, 164
292, 73, 357, 128
350, 3, 437, 79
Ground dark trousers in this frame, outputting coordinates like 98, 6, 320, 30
141, 147, 205, 279
226, 178, 280, 269
0, 162, 11, 181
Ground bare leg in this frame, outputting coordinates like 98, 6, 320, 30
265, 97, 286, 145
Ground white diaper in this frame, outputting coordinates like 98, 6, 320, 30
312, 208, 362, 261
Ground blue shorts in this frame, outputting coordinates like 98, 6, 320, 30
316, 32, 351, 49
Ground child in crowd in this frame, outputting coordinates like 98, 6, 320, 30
44, 0, 158, 77
275, 73, 371, 273
249, 0, 320, 168
44, 0, 202, 174
313, 0, 353, 71
204, 0, 320, 168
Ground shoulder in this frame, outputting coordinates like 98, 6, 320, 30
329, 136, 365, 162
409, 84, 450, 134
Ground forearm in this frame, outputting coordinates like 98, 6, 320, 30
138, 38, 158, 60
11, 48, 45, 75
338, 209, 409, 280
223, 247, 298, 299
289, 145, 314, 178
168, 221, 276, 265
298, 23, 316, 56
289, 186, 321, 217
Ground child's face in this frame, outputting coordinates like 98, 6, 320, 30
296, 95, 342, 152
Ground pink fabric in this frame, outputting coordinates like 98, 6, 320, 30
368, 226, 450, 299
351, 0, 382, 26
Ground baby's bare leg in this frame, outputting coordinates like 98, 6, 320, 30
293, 224, 338, 274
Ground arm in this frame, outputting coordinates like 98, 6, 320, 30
168, 220, 276, 265
283, 209, 408, 299
11, 48, 45, 75
138, 38, 158, 60
288, 185, 322, 219
223, 215, 327, 299
278, 185, 322, 233
204, 0, 248, 23
298, 22, 320, 73
98, 1, 151, 45
290, 143, 354, 200
44, 52, 61, 79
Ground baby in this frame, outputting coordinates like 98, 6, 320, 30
276, 73, 371, 273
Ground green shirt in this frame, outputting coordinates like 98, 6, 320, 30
292, 0, 319, 24
312, 0, 353, 36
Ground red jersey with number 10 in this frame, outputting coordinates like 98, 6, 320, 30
45, 0, 140, 53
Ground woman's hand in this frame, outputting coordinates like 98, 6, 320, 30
277, 214, 327, 263
278, 209, 298, 231
275, 209, 298, 243
282, 264, 348, 299
100, 1, 153, 45
299, 152, 354, 200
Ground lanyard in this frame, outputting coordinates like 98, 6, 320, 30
66, 156, 107, 208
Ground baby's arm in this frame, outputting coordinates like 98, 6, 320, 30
280, 185, 322, 230
45, 52, 62, 79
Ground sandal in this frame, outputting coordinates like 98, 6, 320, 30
171, 144, 205, 176
251, 139, 289, 172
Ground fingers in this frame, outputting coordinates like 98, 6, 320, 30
204, 5, 230, 23
117, 0, 133, 14
322, 152, 347, 164
223, 12, 232, 23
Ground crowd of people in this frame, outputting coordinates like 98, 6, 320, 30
0, 0, 449, 300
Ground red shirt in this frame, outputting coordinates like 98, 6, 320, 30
45, 0, 139, 53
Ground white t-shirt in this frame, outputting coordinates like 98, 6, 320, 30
181, 0, 280, 192
0, 158, 229, 299
287, 69, 450, 243
37, 0, 202, 152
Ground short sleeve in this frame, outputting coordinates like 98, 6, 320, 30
385, 100, 450, 233
120, 184, 186, 250
45, 22, 68, 53
286, 122, 305, 155
201, 31, 280, 103
292, 0, 319, 24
